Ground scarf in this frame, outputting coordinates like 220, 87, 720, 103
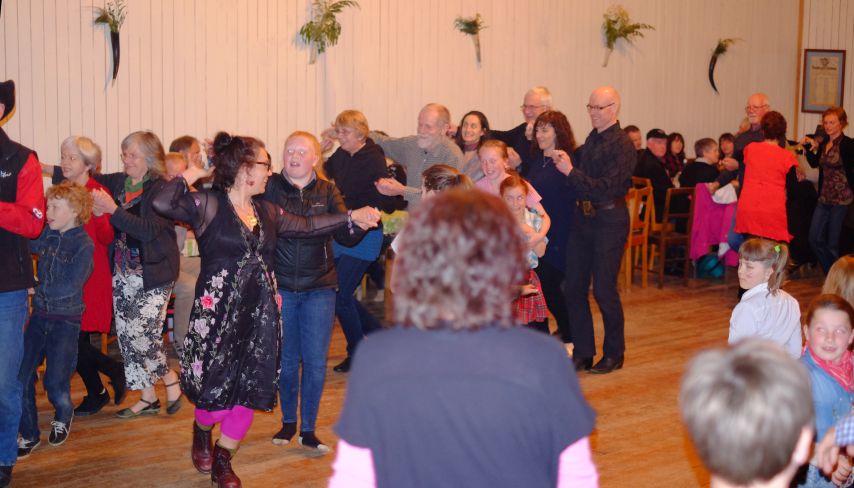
807, 344, 854, 392
124, 173, 150, 203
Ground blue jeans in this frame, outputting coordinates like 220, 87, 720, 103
18, 314, 80, 441
278, 288, 336, 432
0, 290, 28, 466
335, 255, 381, 357
809, 203, 848, 273
726, 209, 745, 252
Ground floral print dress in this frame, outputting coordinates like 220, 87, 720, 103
152, 179, 351, 411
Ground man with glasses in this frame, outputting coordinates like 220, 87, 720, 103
553, 86, 636, 375
712, 92, 780, 190
491, 86, 553, 175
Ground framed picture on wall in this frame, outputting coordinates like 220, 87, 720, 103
802, 49, 846, 113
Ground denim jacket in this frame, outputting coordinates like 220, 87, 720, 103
801, 352, 854, 440
30, 225, 94, 316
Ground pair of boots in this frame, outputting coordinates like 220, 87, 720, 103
192, 422, 240, 488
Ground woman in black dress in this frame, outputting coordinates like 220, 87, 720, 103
153, 132, 378, 487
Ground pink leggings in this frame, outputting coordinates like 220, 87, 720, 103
194, 406, 255, 441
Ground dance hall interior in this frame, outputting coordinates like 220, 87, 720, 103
1, 0, 853, 486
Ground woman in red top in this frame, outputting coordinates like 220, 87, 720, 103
735, 111, 799, 242
57, 136, 126, 416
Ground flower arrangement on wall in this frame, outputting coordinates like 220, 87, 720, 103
454, 13, 487, 66
94, 0, 127, 84
601, 4, 654, 67
299, 0, 360, 65
708, 38, 740, 93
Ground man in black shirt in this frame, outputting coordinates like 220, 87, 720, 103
554, 86, 636, 374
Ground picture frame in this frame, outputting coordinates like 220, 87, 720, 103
802, 49, 846, 113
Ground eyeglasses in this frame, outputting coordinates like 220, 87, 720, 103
285, 148, 309, 157
254, 161, 272, 169
745, 104, 769, 113
520, 104, 547, 111
586, 103, 615, 112
121, 152, 143, 162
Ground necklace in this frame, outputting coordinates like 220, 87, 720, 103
231, 200, 258, 229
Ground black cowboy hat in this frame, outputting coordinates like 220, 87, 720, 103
0, 80, 16, 126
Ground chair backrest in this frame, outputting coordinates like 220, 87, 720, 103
631, 176, 651, 190
628, 185, 652, 239
661, 187, 695, 238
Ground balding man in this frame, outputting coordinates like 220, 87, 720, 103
491, 86, 553, 175
714, 93, 783, 189
372, 103, 464, 207
554, 86, 636, 374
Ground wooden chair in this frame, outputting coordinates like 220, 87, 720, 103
648, 187, 695, 288
623, 183, 652, 288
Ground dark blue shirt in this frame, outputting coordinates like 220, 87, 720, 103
526, 151, 576, 269
568, 122, 637, 203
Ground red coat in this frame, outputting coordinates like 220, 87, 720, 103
82, 177, 115, 333
735, 142, 797, 242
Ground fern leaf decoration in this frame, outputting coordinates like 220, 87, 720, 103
454, 13, 486, 65
299, 0, 359, 64
601, 5, 654, 67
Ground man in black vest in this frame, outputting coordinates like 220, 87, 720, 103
0, 80, 45, 487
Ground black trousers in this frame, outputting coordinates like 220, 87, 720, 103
534, 261, 572, 343
564, 206, 629, 359
76, 331, 122, 396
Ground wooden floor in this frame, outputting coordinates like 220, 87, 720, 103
14, 270, 826, 487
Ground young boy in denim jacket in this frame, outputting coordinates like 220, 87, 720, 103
17, 181, 94, 458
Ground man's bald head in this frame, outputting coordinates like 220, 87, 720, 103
587, 86, 621, 132
746, 93, 770, 127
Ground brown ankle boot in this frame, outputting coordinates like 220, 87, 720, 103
211, 443, 241, 488
191, 422, 213, 474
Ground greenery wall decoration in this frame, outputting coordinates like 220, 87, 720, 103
94, 0, 127, 84
299, 0, 360, 65
454, 13, 486, 65
708, 38, 740, 93
601, 5, 654, 67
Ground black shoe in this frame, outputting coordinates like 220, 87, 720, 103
0, 465, 11, 488
271, 422, 297, 446
589, 356, 624, 374
109, 365, 127, 405
298, 431, 331, 453
17, 437, 40, 459
48, 419, 71, 446
573, 356, 592, 372
333, 357, 351, 373
74, 389, 110, 417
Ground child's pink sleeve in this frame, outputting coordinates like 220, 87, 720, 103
557, 436, 599, 488
328, 439, 376, 488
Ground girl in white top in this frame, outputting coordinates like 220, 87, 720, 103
728, 238, 802, 358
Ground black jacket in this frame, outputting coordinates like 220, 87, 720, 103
262, 172, 363, 292
805, 134, 854, 197
54, 167, 179, 291
325, 138, 393, 211
633, 149, 673, 221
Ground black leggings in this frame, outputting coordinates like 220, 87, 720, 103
534, 261, 572, 343
76, 331, 122, 396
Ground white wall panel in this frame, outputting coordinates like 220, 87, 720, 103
1, 0, 843, 173
799, 0, 854, 136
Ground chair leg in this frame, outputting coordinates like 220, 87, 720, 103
641, 243, 648, 288
101, 333, 108, 355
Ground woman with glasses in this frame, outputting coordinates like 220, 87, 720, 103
153, 132, 378, 486
85, 131, 183, 418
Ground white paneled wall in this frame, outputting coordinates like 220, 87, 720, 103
800, 0, 854, 136
0, 0, 823, 172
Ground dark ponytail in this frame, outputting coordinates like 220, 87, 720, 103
211, 131, 263, 192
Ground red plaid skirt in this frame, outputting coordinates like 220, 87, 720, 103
513, 269, 548, 324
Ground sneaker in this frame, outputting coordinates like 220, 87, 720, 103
271, 422, 297, 446
74, 389, 110, 417
48, 420, 71, 446
17, 438, 40, 459
298, 431, 331, 453
333, 357, 351, 373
